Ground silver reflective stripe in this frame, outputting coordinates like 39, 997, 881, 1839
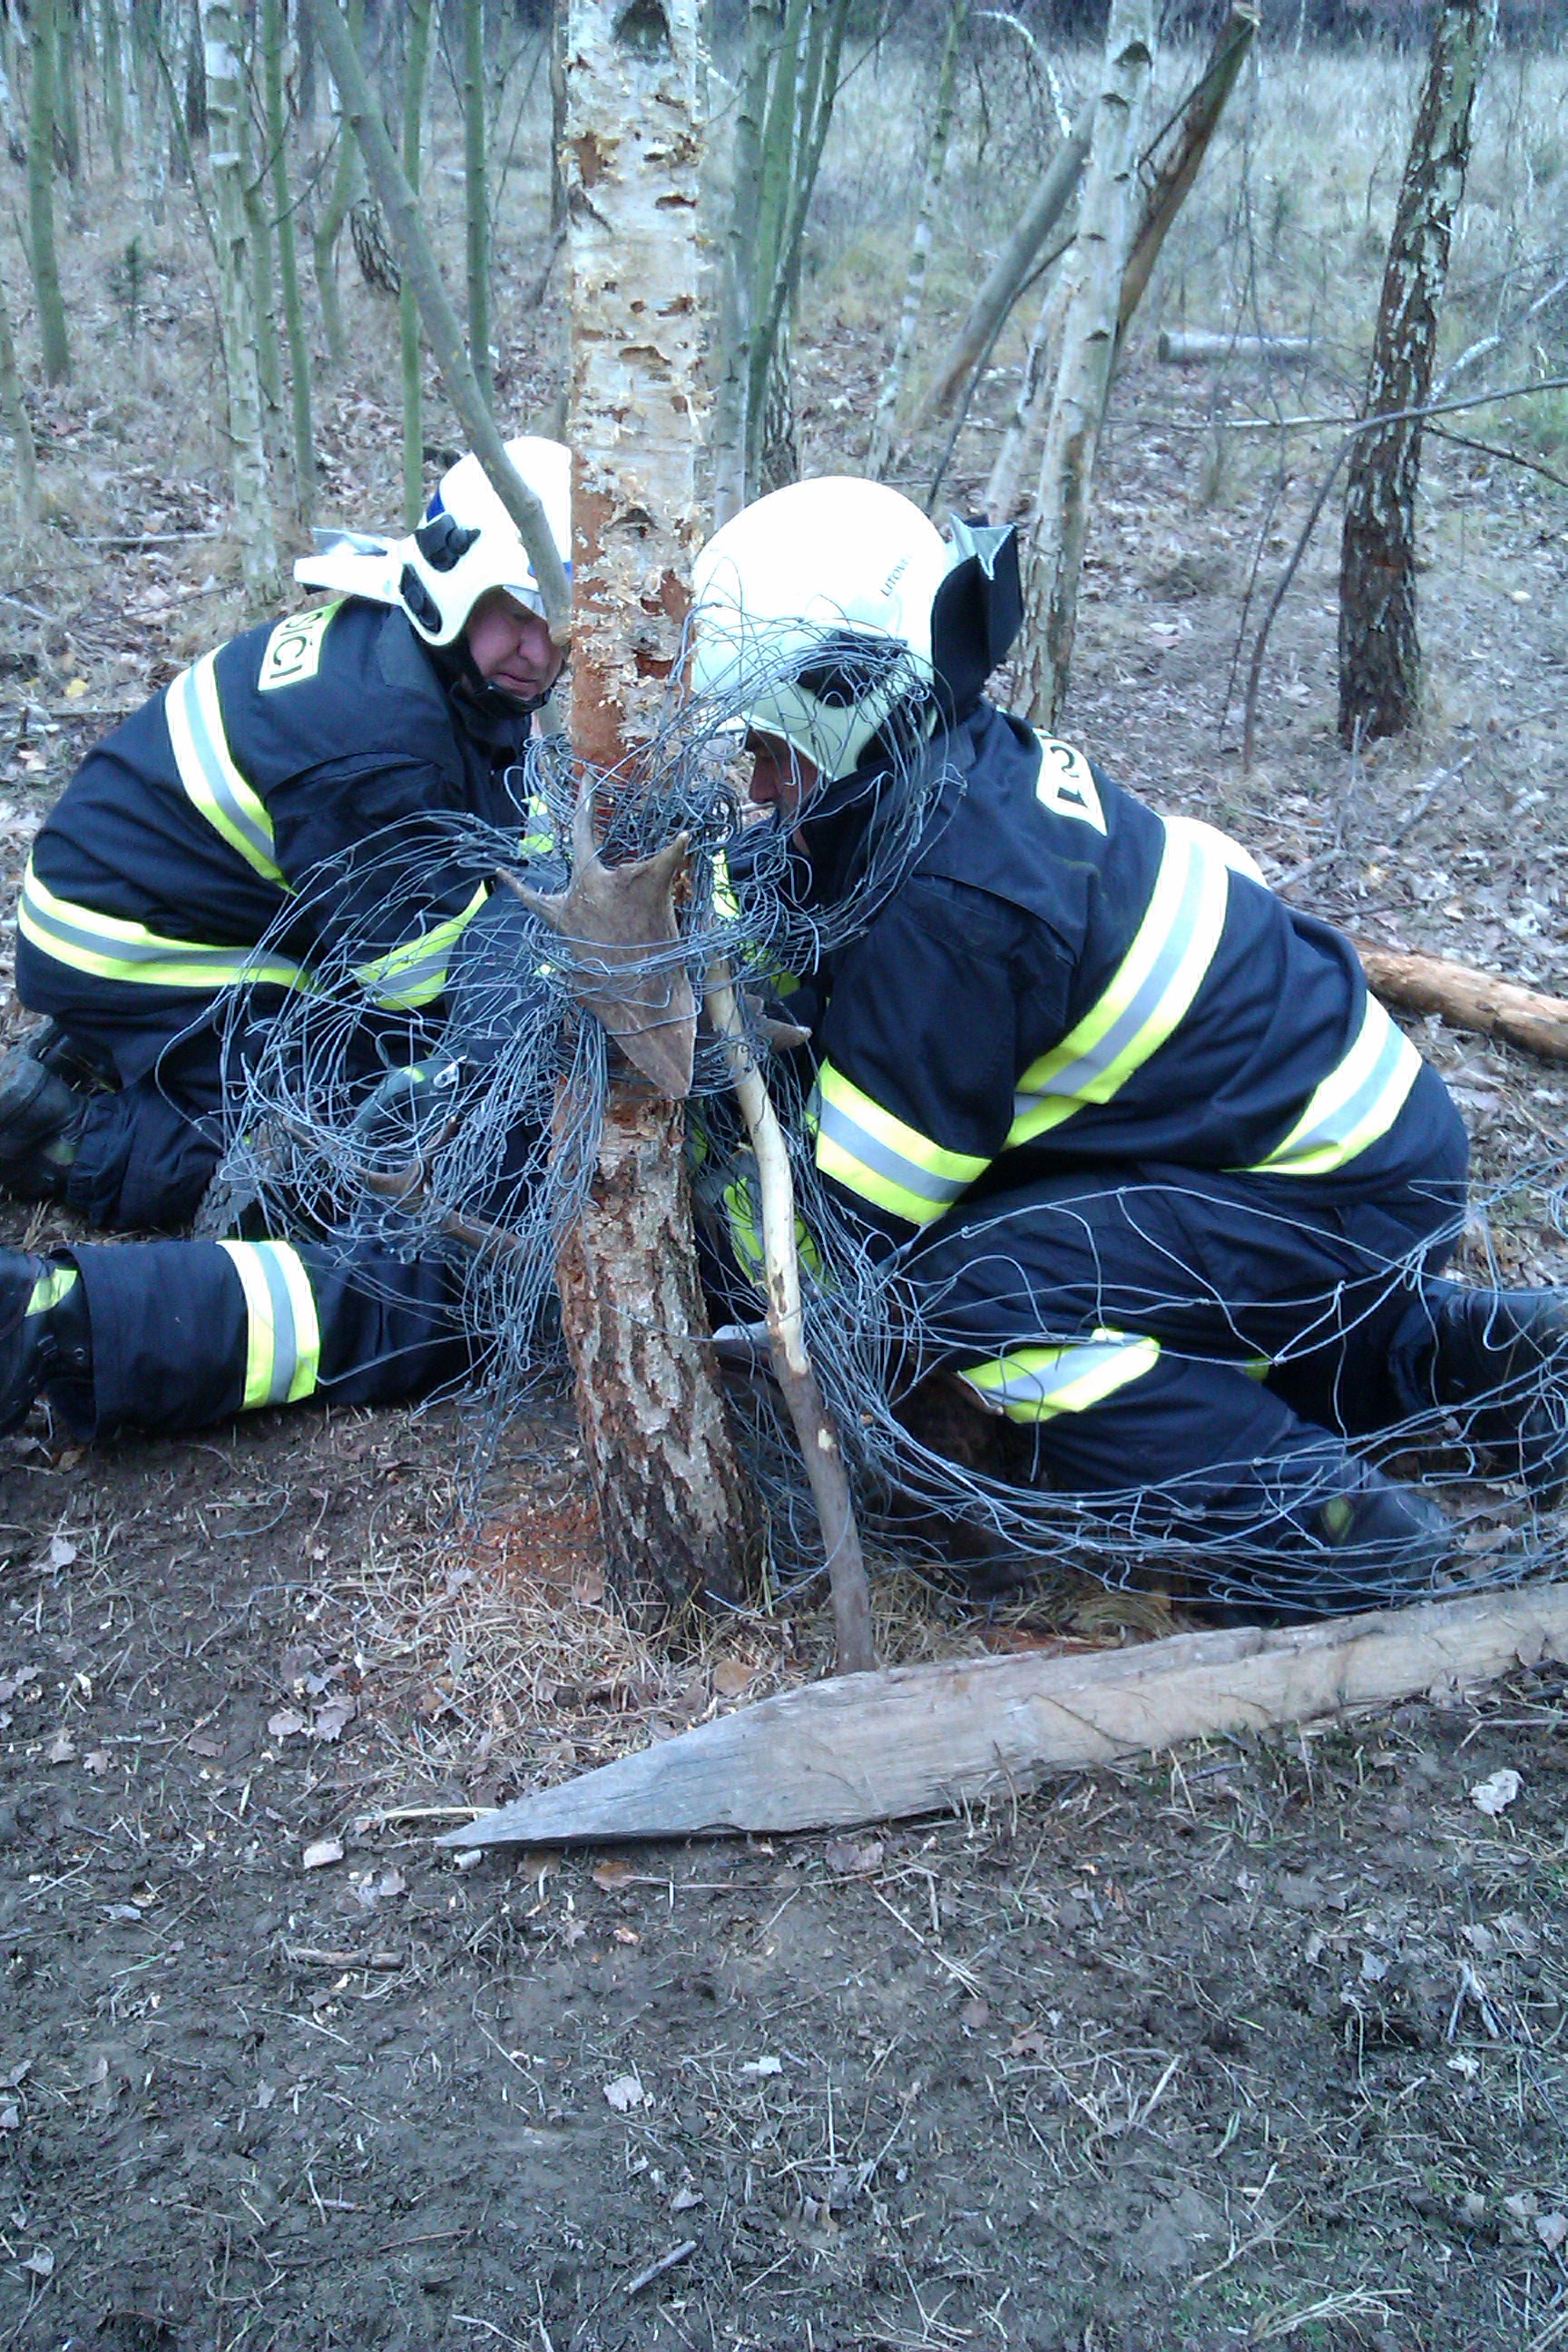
19, 860, 308, 992
813, 1086, 972, 1211
165, 654, 289, 887
959, 1330, 1162, 1424
250, 1243, 300, 1406
1246, 995, 1423, 1177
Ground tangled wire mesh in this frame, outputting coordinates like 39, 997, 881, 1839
201, 628, 1568, 1619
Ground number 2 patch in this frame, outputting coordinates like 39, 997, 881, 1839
1033, 732, 1106, 835
258, 600, 340, 692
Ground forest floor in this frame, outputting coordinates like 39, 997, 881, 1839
2, 271, 1568, 2349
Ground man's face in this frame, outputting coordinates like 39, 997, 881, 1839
465, 588, 564, 704
745, 730, 820, 825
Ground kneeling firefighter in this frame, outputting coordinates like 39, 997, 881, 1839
0, 437, 571, 1232
2, 476, 1563, 1617
684, 475, 1568, 1606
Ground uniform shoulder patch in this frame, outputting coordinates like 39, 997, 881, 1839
1033, 732, 1106, 835
258, 600, 341, 693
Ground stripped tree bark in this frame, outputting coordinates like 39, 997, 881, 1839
445, 1585, 1568, 1847
200, 0, 279, 603
1338, 0, 1498, 745
865, 0, 967, 480
1018, 0, 1152, 726
559, 0, 759, 1618
1354, 939, 1568, 1063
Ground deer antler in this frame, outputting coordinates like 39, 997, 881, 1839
496, 778, 696, 1098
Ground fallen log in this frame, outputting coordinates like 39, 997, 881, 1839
1354, 938, 1568, 1063
1157, 328, 1318, 365
441, 1583, 1568, 1848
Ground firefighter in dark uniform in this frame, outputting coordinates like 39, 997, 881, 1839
2, 475, 1563, 1612
0, 435, 570, 1231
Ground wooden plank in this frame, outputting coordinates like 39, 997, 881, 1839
442, 1585, 1568, 1848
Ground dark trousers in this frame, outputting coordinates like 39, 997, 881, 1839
904, 1085, 1469, 1550
68, 1236, 467, 1440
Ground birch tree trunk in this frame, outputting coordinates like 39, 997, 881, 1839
1338, 0, 1497, 746
263, 0, 315, 525
201, 0, 279, 604
458, 0, 491, 406
561, 0, 758, 1616
0, 258, 41, 524
866, 0, 966, 479
1018, 0, 1152, 727
26, 0, 72, 383
399, 0, 432, 526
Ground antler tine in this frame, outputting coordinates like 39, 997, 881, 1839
571, 774, 603, 871
494, 864, 564, 931
640, 828, 692, 892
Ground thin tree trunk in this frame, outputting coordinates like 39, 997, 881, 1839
1338, 0, 1498, 746
311, 0, 362, 369
26, 0, 72, 383
399, 0, 432, 527
53, 0, 80, 180
988, 6, 1254, 524
560, 0, 758, 1618
1018, 0, 1152, 726
710, 0, 776, 521
901, 100, 1091, 446
299, 0, 569, 617
0, 258, 41, 524
866, 0, 966, 479
263, 0, 314, 525
242, 93, 288, 475
459, 0, 490, 405
101, 0, 126, 170
1115, 1, 1256, 345
201, 0, 279, 604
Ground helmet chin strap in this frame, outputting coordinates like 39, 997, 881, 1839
432, 632, 563, 725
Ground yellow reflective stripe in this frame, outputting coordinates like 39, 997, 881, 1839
712, 848, 741, 924
812, 1063, 989, 1227
19, 858, 309, 993
165, 652, 289, 887
1245, 995, 1423, 1178
1008, 818, 1230, 1147
218, 1240, 321, 1409
518, 795, 554, 858
354, 884, 489, 1011
720, 1168, 825, 1285
25, 1265, 78, 1316
959, 1328, 1161, 1425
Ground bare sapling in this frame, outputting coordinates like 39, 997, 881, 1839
399, 0, 433, 527
1338, 0, 1499, 744
0, 258, 41, 524
299, 0, 569, 626
26, 0, 72, 383
262, 0, 315, 526
866, 0, 967, 480
200, 0, 279, 603
1019, 0, 1153, 726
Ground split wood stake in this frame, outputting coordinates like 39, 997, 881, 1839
705, 965, 877, 1675
442, 1583, 1568, 1847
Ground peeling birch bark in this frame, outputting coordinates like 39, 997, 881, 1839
1018, 0, 1152, 728
557, 0, 758, 1619
1338, 0, 1498, 746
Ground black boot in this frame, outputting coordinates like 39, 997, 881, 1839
0, 1035, 88, 1202
1428, 1286, 1568, 1499
0, 1250, 93, 1435
1302, 1470, 1454, 1611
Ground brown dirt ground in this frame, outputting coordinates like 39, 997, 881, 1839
4, 253, 1568, 2348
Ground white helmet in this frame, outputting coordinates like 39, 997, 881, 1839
690, 478, 1022, 783
293, 435, 572, 650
